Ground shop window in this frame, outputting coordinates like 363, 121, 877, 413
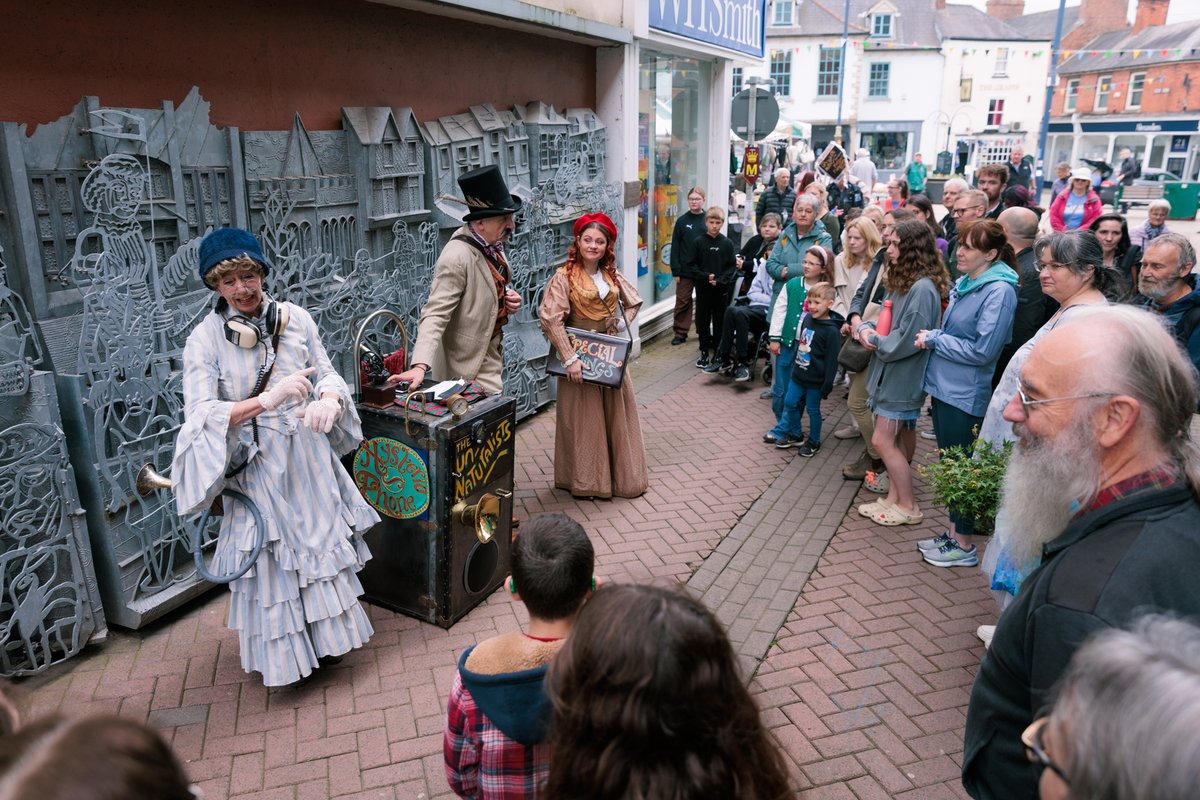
977, 140, 1013, 166
732, 67, 743, 97
638, 52, 711, 307
1094, 75, 1111, 112
993, 48, 1009, 77
817, 47, 841, 97
860, 131, 908, 170
1064, 79, 1080, 112
871, 14, 892, 38
868, 63, 890, 98
1127, 72, 1145, 110
771, 0, 793, 26
987, 99, 1004, 127
770, 51, 792, 98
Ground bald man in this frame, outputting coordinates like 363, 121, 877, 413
994, 208, 1055, 386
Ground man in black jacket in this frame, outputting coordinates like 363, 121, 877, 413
962, 306, 1200, 800
755, 168, 796, 226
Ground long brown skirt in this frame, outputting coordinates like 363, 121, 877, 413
553, 375, 648, 499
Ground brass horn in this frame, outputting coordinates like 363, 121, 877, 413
451, 492, 500, 545
135, 463, 173, 496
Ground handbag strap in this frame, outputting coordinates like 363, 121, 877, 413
861, 264, 888, 323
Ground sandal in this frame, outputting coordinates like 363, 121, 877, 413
856, 498, 894, 517
864, 470, 890, 494
867, 504, 924, 526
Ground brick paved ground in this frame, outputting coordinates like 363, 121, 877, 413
14, 334, 995, 799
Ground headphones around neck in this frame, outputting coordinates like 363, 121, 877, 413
222, 299, 289, 349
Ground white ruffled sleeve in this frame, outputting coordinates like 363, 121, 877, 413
171, 318, 242, 516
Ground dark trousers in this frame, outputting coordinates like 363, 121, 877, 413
717, 302, 767, 361
930, 397, 985, 536
672, 277, 694, 339
694, 282, 729, 352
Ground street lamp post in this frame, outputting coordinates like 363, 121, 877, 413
834, 0, 851, 146
1034, 0, 1068, 197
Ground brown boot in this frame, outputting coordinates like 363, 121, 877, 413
842, 450, 872, 480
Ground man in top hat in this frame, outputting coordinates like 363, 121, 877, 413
391, 165, 523, 394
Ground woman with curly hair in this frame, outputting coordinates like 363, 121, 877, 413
544, 584, 792, 800
539, 213, 647, 499
856, 219, 948, 526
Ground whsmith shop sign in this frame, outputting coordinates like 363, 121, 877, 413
651, 0, 766, 58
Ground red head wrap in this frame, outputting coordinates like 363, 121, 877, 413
573, 212, 618, 241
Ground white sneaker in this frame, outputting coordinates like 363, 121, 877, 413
977, 624, 996, 649
920, 429, 937, 440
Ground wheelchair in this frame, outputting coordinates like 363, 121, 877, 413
748, 331, 773, 386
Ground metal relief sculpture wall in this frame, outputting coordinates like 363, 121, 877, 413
0, 87, 618, 650
0, 241, 105, 676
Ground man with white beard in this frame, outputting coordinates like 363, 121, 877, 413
962, 305, 1200, 800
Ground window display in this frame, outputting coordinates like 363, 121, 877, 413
638, 51, 711, 305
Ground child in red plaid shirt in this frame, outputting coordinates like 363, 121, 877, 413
444, 512, 595, 799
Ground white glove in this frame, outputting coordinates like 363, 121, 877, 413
297, 397, 340, 434
258, 367, 315, 411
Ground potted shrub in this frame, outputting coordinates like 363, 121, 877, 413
917, 438, 1013, 534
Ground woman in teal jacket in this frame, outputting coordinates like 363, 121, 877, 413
916, 219, 1018, 568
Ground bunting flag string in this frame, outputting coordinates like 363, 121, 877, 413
765, 39, 1196, 61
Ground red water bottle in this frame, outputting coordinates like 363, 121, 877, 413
875, 300, 894, 337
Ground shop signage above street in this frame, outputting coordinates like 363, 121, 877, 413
1047, 118, 1200, 134
650, 0, 766, 58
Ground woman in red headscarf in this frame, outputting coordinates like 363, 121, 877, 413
539, 213, 648, 499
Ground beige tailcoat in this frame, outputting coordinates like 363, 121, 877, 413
410, 226, 505, 394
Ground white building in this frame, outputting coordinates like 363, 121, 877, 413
739, 0, 1049, 184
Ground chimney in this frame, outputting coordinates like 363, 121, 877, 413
1064, 0, 1130, 49
1133, 0, 1170, 34
985, 0, 1025, 20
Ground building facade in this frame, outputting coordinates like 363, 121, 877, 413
741, 0, 1048, 186
1045, 0, 1200, 181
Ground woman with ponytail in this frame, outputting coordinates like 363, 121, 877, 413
915, 219, 1019, 568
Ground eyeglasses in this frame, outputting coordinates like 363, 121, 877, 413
1033, 260, 1073, 273
951, 206, 984, 216
1022, 717, 1071, 786
1015, 382, 1115, 410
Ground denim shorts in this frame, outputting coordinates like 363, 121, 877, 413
872, 405, 920, 428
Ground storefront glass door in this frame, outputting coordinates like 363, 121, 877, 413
638, 51, 711, 305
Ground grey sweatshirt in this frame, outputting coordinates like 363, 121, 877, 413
863, 277, 942, 414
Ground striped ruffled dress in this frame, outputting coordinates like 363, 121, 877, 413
172, 300, 378, 686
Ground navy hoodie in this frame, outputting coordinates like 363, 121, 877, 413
790, 310, 845, 397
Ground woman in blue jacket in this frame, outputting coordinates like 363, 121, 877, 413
916, 219, 1018, 569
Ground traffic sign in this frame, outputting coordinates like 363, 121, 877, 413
731, 87, 780, 142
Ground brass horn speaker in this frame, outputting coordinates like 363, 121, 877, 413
451, 492, 500, 544
135, 463, 173, 496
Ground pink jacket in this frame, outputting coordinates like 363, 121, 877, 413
1049, 189, 1103, 232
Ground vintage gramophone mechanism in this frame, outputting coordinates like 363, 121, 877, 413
353, 309, 411, 408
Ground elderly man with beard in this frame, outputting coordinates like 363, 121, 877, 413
962, 305, 1200, 800
1135, 233, 1200, 379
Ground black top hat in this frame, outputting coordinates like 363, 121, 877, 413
458, 165, 522, 221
